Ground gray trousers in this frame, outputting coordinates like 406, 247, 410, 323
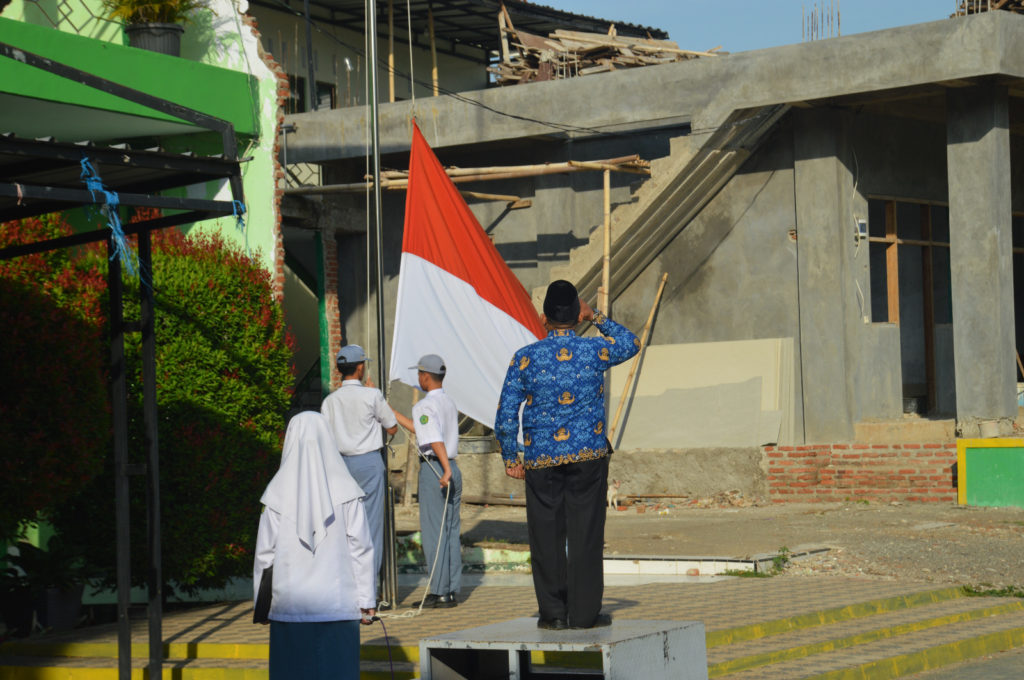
342, 451, 385, 592
418, 457, 462, 595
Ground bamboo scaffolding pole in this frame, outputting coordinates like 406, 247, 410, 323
381, 154, 645, 178
567, 160, 650, 175
387, 0, 395, 103
608, 272, 668, 446
283, 157, 651, 196
599, 168, 610, 314
428, 5, 439, 96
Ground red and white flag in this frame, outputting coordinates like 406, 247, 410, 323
389, 122, 544, 428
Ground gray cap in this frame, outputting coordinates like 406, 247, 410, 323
411, 354, 446, 375
336, 344, 370, 364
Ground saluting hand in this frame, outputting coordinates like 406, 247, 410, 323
578, 298, 595, 322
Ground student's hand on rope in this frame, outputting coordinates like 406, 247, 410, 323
505, 463, 525, 480
360, 608, 377, 625
439, 469, 452, 489
364, 375, 376, 388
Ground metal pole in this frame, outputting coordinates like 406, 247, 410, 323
108, 239, 131, 680
140, 232, 163, 677
304, 0, 317, 111
367, 0, 399, 610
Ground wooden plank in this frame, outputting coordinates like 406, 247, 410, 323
886, 200, 900, 325
497, 6, 510, 64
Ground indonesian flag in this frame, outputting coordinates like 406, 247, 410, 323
389, 122, 544, 428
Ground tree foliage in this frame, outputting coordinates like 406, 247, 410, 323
2, 214, 293, 591
0, 215, 108, 543
55, 228, 294, 592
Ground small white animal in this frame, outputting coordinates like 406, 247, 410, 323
607, 479, 622, 508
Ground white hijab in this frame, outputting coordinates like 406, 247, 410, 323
260, 411, 365, 553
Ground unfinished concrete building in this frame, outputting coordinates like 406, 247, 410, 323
280, 8, 1024, 503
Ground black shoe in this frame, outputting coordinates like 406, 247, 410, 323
571, 613, 612, 629
537, 617, 568, 630
377, 601, 393, 612
436, 592, 458, 608
421, 593, 442, 608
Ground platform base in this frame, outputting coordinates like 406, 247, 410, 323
419, 617, 708, 680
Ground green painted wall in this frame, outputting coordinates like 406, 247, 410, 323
963, 446, 1024, 509
0, 0, 281, 274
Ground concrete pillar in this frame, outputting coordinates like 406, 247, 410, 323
793, 110, 855, 443
946, 85, 1016, 434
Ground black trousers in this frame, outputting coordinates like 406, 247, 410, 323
524, 455, 609, 628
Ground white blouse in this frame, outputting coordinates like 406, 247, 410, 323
254, 499, 376, 622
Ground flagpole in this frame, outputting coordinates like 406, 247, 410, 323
367, 0, 399, 609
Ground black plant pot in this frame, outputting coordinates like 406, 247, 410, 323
35, 584, 84, 631
0, 588, 34, 637
126, 22, 184, 57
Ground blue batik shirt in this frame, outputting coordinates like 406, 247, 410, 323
495, 312, 639, 470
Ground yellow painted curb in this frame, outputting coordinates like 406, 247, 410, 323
709, 601, 1024, 677
801, 624, 1024, 680
706, 586, 964, 647
0, 667, 413, 680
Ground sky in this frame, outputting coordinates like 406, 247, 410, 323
551, 1, 959, 53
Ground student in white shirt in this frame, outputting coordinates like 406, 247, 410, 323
320, 344, 398, 592
391, 354, 461, 608
254, 411, 375, 680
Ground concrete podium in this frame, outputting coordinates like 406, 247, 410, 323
419, 617, 708, 680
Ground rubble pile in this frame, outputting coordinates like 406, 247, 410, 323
489, 8, 719, 86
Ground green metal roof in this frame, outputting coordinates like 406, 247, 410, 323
0, 17, 259, 141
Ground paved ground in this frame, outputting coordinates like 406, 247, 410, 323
3, 500, 1023, 678
414, 500, 1024, 588
902, 645, 1024, 679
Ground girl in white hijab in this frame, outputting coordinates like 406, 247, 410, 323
254, 411, 376, 680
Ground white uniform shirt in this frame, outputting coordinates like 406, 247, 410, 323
321, 380, 398, 456
412, 388, 459, 459
253, 499, 375, 622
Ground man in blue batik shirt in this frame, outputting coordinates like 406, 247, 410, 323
495, 279, 638, 630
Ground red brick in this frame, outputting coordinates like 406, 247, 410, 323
924, 443, 942, 449
902, 443, 921, 449
852, 444, 871, 450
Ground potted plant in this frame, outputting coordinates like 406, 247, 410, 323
8, 535, 95, 632
102, 0, 206, 57
0, 564, 33, 638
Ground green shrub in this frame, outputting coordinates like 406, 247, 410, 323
0, 215, 108, 543
54, 227, 294, 592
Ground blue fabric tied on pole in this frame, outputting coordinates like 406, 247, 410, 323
80, 156, 138, 277
232, 199, 249, 256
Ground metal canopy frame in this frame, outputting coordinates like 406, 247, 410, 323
0, 42, 247, 680
253, 0, 668, 63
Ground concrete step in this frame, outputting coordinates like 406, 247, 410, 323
714, 601, 1024, 680
537, 131, 706, 303
0, 654, 415, 679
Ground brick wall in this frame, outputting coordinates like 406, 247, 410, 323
250, 15, 288, 302
764, 444, 958, 503
323, 230, 342, 389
